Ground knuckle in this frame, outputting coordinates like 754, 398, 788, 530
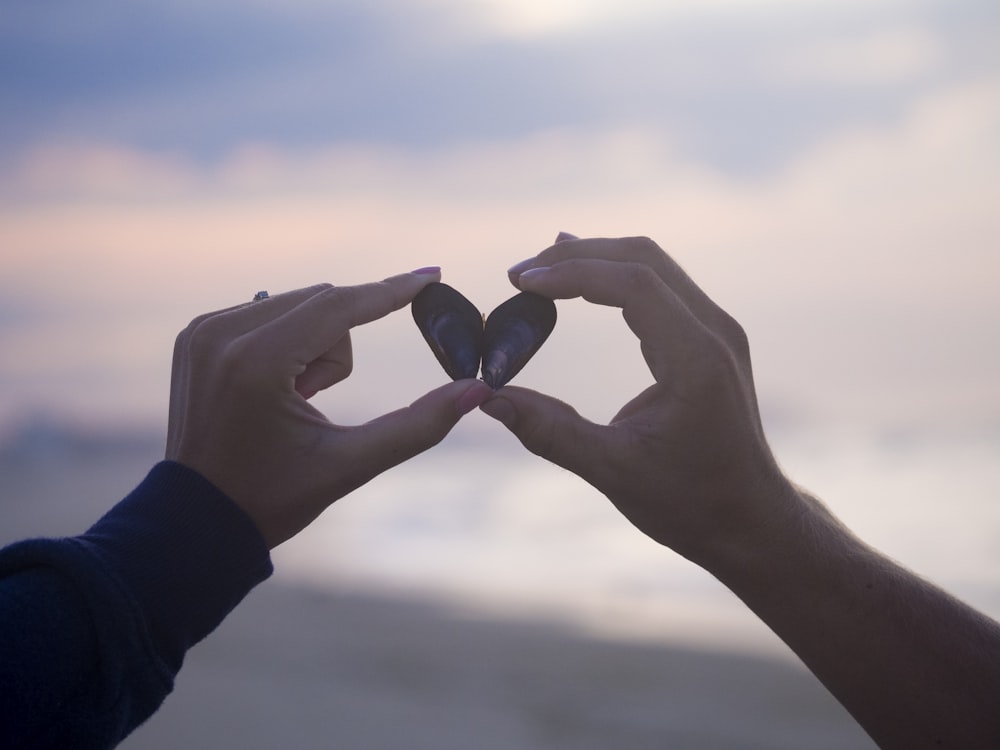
174, 310, 215, 350
186, 314, 228, 354
624, 235, 663, 261
305, 282, 337, 303
176, 316, 217, 361
373, 279, 404, 310
316, 283, 346, 304
697, 329, 751, 400
712, 308, 751, 361
624, 236, 686, 287
725, 314, 751, 355
313, 284, 357, 321
173, 324, 194, 356
380, 276, 416, 310
622, 262, 661, 293
177, 313, 258, 388
518, 417, 558, 458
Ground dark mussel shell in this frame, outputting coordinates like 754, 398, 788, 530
411, 282, 557, 389
481, 292, 556, 389
411, 282, 483, 380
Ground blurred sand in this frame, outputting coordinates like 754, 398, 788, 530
1, 424, 876, 749
118, 582, 875, 750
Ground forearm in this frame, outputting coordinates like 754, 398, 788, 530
708, 486, 1000, 749
0, 463, 273, 749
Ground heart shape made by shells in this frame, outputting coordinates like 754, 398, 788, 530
411, 282, 557, 389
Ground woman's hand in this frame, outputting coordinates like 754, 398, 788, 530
166, 271, 493, 548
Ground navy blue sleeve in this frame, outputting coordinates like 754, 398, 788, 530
0, 461, 273, 749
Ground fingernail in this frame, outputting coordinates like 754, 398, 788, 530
506, 257, 536, 276
555, 231, 578, 242
411, 266, 441, 275
518, 266, 551, 282
479, 395, 517, 428
456, 381, 493, 416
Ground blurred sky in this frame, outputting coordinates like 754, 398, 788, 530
1, 0, 999, 437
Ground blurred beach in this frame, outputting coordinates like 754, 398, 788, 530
3, 415, 998, 748
2, 0, 999, 746
119, 584, 874, 750
0, 420, 876, 749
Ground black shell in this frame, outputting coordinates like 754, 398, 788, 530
411, 282, 556, 389
411, 283, 483, 380
481, 292, 556, 389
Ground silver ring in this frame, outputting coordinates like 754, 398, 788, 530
253, 291, 269, 301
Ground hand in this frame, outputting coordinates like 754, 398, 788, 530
166, 272, 493, 548
481, 236, 798, 568
484, 236, 1000, 749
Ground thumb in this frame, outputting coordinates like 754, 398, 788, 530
480, 386, 612, 482
346, 379, 494, 479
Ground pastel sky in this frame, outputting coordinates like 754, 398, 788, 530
1, 0, 998, 436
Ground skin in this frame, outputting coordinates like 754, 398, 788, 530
166, 270, 493, 549
164, 238, 999, 748
479, 235, 1000, 749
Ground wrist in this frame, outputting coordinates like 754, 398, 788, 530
702, 476, 867, 612
691, 472, 828, 585
81, 462, 273, 670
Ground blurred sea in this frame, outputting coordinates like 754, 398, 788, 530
2, 412, 998, 659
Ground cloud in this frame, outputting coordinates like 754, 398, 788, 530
3, 0, 995, 177
1, 0, 998, 429
1, 69, 998, 429
767, 27, 944, 86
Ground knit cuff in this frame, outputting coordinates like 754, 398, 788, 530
80, 461, 274, 671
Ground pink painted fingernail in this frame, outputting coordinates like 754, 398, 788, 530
411, 266, 441, 275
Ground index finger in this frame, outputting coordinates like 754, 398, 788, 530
516, 258, 701, 380
512, 236, 729, 333
258, 269, 442, 366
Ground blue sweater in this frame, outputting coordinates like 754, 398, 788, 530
0, 461, 273, 749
